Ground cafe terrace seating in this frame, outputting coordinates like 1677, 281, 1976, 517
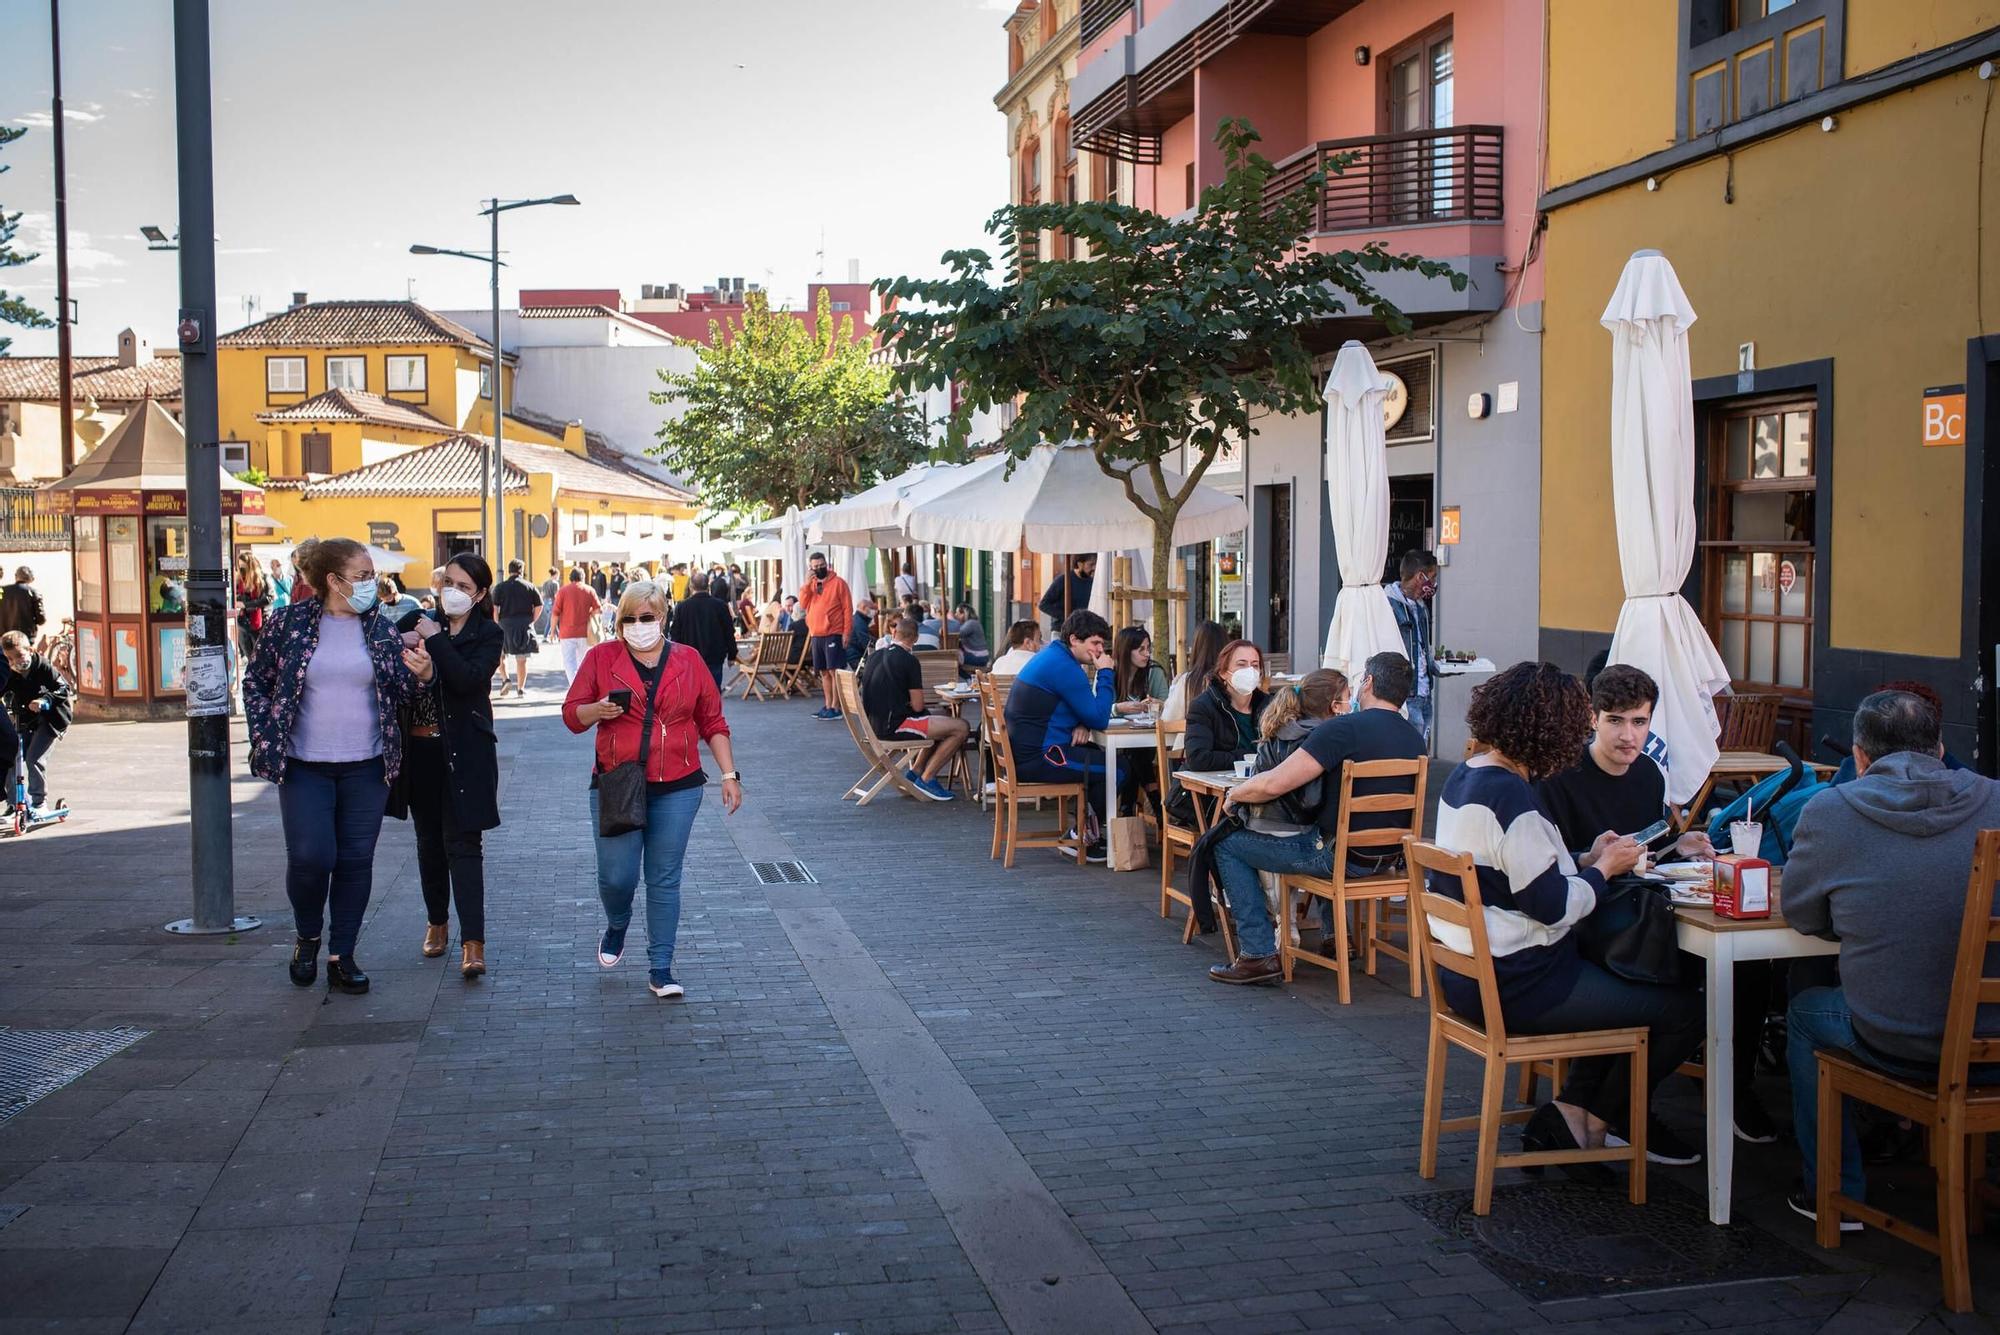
980, 676, 1086, 868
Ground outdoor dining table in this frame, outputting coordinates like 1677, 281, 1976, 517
932, 682, 981, 799
1670, 871, 1837, 1226
1090, 716, 1162, 870
1172, 768, 1245, 831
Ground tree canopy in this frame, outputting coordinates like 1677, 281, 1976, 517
0, 126, 53, 357
650, 287, 930, 517
879, 118, 1465, 645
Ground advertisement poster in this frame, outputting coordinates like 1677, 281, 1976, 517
183, 644, 230, 717
76, 624, 104, 692
156, 625, 188, 694
112, 626, 142, 693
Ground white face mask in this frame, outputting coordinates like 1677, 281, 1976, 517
1228, 666, 1262, 695
622, 620, 664, 651
438, 587, 474, 618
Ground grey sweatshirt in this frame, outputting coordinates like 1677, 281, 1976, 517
1783, 752, 2000, 1067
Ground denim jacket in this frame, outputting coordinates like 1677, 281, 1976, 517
243, 600, 417, 785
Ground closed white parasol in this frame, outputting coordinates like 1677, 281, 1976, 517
1602, 249, 1730, 804
1318, 341, 1406, 677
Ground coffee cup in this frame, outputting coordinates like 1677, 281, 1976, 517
1730, 821, 1763, 858
1233, 758, 1255, 779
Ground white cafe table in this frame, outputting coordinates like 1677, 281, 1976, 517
1672, 878, 1837, 1225
1090, 717, 1161, 870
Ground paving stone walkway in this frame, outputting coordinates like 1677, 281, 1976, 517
0, 649, 1992, 1333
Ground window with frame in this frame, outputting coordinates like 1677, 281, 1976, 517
266, 356, 306, 395
325, 356, 365, 391
478, 364, 492, 400
608, 512, 628, 535
1702, 400, 1817, 697
386, 355, 427, 393
301, 431, 333, 475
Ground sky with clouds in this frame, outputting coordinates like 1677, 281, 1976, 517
1, 0, 1020, 357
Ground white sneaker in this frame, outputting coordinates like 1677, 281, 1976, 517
648, 974, 684, 999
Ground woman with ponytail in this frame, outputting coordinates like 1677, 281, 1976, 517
390, 553, 503, 978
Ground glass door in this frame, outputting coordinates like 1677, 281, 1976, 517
1384, 27, 1455, 223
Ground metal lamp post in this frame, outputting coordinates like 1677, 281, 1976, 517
410, 193, 577, 570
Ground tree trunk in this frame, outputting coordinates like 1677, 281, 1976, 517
1148, 507, 1178, 665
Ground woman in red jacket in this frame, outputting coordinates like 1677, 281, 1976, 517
562, 580, 741, 998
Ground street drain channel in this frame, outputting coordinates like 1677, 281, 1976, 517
1403, 1178, 1827, 1302
749, 860, 817, 885
0, 1026, 150, 1125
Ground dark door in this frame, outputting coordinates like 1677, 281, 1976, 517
1385, 476, 1434, 581
301, 431, 332, 475
1260, 483, 1292, 655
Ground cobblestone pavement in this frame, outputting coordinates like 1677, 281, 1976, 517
0, 649, 1994, 1333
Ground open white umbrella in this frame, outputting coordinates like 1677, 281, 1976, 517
812, 457, 1011, 548
1603, 249, 1729, 805
1319, 342, 1406, 676
901, 441, 1246, 554
728, 535, 784, 561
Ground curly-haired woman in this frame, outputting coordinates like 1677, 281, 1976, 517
1429, 661, 1705, 1172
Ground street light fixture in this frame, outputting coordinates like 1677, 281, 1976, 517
140, 224, 177, 250
408, 192, 579, 571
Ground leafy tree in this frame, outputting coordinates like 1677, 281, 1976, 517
0, 126, 53, 356
880, 118, 1465, 648
650, 286, 930, 516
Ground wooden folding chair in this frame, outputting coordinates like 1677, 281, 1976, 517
735, 633, 790, 701
1813, 828, 2000, 1311
778, 633, 815, 698
980, 678, 1085, 869
1277, 758, 1428, 1001
834, 670, 929, 805
1409, 838, 1649, 1215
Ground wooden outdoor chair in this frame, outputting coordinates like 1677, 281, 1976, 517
1155, 721, 1203, 943
980, 678, 1085, 869
1410, 838, 1650, 1215
833, 670, 929, 806
778, 632, 815, 698
1813, 828, 2000, 1311
1717, 693, 1782, 752
1277, 758, 1428, 1001
734, 634, 790, 701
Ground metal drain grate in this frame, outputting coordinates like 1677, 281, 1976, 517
0, 1026, 150, 1125
749, 860, 817, 885
1403, 1178, 1825, 1302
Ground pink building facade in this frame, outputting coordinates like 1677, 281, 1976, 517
1070, 0, 1546, 758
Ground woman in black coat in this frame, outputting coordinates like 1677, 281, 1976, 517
390, 554, 503, 978
1182, 638, 1272, 773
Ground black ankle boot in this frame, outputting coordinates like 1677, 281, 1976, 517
289, 936, 320, 987
325, 955, 370, 994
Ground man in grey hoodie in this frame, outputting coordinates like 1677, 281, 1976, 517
1782, 690, 2000, 1227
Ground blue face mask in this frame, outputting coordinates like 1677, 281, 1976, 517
342, 576, 379, 615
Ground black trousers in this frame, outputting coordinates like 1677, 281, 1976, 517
405, 736, 486, 941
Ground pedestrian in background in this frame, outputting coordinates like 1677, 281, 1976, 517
391, 553, 503, 979
234, 552, 271, 667
244, 538, 418, 996
670, 570, 738, 688
268, 558, 292, 611
562, 579, 742, 999
491, 560, 543, 698
536, 567, 559, 639
553, 568, 601, 684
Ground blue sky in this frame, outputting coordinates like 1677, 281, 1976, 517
1, 0, 1017, 356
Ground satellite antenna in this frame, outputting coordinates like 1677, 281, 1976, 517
815, 226, 825, 280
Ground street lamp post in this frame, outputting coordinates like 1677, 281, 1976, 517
410, 192, 576, 570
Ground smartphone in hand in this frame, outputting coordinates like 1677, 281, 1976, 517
607, 688, 634, 711
1624, 817, 1675, 849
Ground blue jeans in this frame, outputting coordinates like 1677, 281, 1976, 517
278, 756, 390, 957
1405, 693, 1433, 745
1787, 985, 1917, 1202
1212, 827, 1337, 958
590, 785, 703, 974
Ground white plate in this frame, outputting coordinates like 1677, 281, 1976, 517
1667, 885, 1715, 906
1657, 861, 1713, 882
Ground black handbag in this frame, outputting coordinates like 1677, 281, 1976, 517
595, 657, 662, 838
1575, 874, 1686, 985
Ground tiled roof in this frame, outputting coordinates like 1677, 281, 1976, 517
217, 300, 508, 357
516, 303, 675, 341
506, 402, 696, 499
0, 355, 184, 402
256, 388, 449, 432
300, 436, 529, 498
502, 438, 690, 504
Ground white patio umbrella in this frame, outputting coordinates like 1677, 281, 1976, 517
1603, 249, 1729, 805
728, 535, 784, 561
1318, 341, 1406, 676
812, 457, 1011, 548
901, 441, 1246, 554
779, 505, 809, 597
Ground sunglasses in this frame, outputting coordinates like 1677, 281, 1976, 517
618, 613, 660, 625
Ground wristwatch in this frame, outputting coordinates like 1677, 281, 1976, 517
719, 771, 743, 783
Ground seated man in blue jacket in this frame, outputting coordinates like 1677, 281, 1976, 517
1004, 608, 1122, 863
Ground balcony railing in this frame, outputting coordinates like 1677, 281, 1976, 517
0, 487, 72, 552
1078, 0, 1133, 44
1265, 125, 1504, 233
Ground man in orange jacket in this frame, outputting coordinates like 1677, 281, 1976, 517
797, 551, 854, 720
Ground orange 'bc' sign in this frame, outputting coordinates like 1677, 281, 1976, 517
1923, 387, 1966, 448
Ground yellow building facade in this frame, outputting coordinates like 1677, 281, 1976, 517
1538, 0, 2000, 765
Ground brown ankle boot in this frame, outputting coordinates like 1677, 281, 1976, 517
461, 941, 486, 978
422, 924, 448, 958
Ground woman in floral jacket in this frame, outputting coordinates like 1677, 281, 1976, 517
244, 538, 419, 995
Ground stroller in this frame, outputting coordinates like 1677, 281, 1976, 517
1705, 740, 1825, 867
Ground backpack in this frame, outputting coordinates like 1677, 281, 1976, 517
1704, 743, 1825, 866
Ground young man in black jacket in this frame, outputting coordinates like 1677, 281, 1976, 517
0, 567, 45, 642
1, 631, 72, 814
669, 572, 739, 687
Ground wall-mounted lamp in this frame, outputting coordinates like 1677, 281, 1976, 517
1354, 45, 1370, 66
1820, 115, 1837, 132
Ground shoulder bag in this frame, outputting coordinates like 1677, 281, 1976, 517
596, 655, 664, 837
1574, 874, 1688, 986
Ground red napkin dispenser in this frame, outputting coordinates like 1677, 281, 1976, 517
1712, 853, 1772, 919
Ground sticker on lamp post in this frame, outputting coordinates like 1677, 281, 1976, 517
184, 644, 231, 717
